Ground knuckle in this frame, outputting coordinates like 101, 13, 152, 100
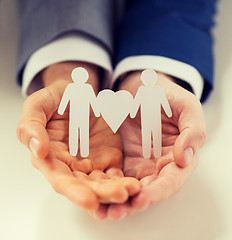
16, 120, 27, 142
24, 92, 38, 106
189, 94, 202, 109
51, 176, 63, 194
168, 175, 183, 197
185, 92, 201, 107
53, 184, 62, 195
24, 88, 49, 109
198, 129, 207, 146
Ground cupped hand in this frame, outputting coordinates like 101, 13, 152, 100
96, 71, 207, 219
17, 62, 141, 212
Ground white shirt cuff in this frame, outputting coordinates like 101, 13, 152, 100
113, 56, 204, 100
22, 33, 113, 96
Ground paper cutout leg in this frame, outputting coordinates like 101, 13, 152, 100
80, 124, 89, 158
141, 122, 152, 159
152, 119, 162, 158
69, 120, 79, 157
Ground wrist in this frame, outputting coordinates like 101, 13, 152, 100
40, 61, 100, 93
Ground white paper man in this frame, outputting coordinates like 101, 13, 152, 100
58, 67, 100, 157
130, 69, 172, 159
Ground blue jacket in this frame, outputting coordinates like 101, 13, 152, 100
18, 0, 218, 102
115, 0, 218, 102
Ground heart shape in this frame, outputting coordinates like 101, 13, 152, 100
97, 90, 133, 133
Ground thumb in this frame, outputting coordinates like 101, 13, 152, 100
174, 128, 206, 168
17, 120, 50, 159
17, 88, 56, 159
173, 98, 207, 168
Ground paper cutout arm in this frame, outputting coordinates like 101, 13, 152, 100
130, 87, 142, 118
160, 88, 172, 118
88, 84, 100, 117
57, 84, 72, 115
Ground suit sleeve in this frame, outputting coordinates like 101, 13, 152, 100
17, 0, 114, 86
115, 0, 218, 102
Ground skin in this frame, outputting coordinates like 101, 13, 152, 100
17, 62, 141, 212
17, 62, 206, 219
92, 71, 207, 219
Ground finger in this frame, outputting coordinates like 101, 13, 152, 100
56, 177, 99, 211
74, 169, 128, 204
32, 155, 99, 210
85, 179, 128, 204
90, 147, 123, 171
105, 168, 124, 178
106, 168, 141, 196
73, 158, 92, 174
90, 204, 108, 220
89, 170, 109, 180
129, 175, 157, 211
173, 96, 207, 167
73, 171, 90, 181
108, 202, 136, 220
66, 157, 93, 174
75, 169, 127, 203
132, 178, 177, 210
132, 160, 197, 210
118, 177, 141, 196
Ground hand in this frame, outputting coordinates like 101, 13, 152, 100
17, 62, 141, 212
95, 71, 206, 219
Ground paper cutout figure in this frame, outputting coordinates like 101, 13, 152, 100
130, 69, 172, 159
58, 67, 100, 158
97, 90, 133, 133
58, 67, 172, 159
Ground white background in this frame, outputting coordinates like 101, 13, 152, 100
0, 1, 232, 239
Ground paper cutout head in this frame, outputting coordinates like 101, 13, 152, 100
71, 67, 89, 83
140, 68, 158, 85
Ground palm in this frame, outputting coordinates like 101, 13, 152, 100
46, 110, 123, 176
103, 74, 204, 219
120, 110, 179, 181
28, 80, 141, 211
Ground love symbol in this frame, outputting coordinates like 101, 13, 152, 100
97, 90, 133, 133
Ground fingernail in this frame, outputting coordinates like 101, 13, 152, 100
183, 147, 194, 166
91, 211, 98, 220
118, 212, 127, 220
136, 201, 150, 212
29, 138, 39, 158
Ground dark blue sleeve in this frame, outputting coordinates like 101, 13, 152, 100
115, 0, 218, 102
